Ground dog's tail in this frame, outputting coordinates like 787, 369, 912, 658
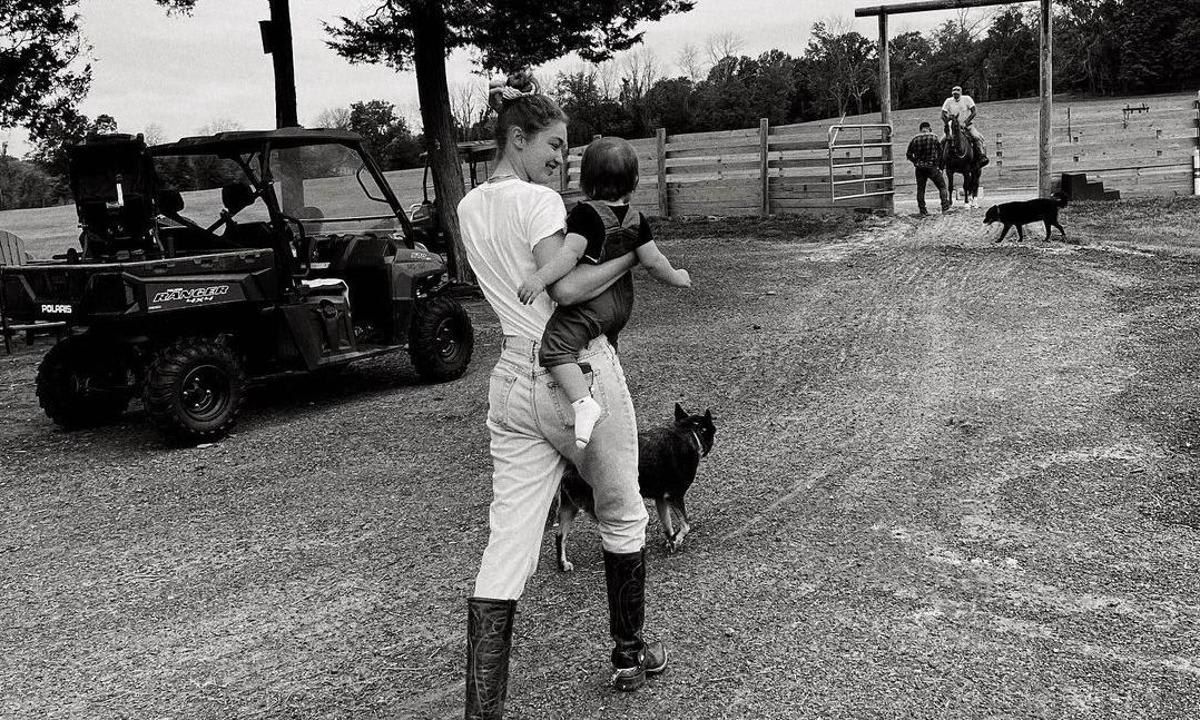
1050, 191, 1069, 207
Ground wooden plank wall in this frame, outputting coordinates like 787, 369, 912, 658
888, 92, 1199, 199
563, 124, 893, 218
554, 91, 1199, 216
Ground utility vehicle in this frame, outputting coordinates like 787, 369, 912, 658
0, 129, 474, 444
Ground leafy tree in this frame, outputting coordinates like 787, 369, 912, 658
645, 76, 695, 133
348, 99, 422, 170
748, 50, 796, 126
1116, 0, 1200, 93
802, 22, 877, 118
320, 0, 695, 282
889, 31, 935, 110
691, 56, 757, 130
28, 108, 116, 183
617, 48, 661, 137
0, 156, 61, 210
313, 106, 352, 130
0, 1, 92, 139
978, 7, 1038, 101
787, 56, 818, 121
554, 70, 636, 145
1056, 0, 1125, 95
924, 19, 981, 101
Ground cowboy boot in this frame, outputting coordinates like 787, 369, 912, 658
604, 549, 668, 691
465, 597, 516, 720
973, 133, 990, 166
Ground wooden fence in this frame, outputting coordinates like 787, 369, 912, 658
557, 90, 1199, 216
879, 91, 1199, 201
560, 121, 891, 219
4, 92, 1196, 257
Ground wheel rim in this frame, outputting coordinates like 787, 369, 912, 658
180, 364, 231, 421
433, 317, 461, 360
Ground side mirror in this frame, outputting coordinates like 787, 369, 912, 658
356, 165, 388, 203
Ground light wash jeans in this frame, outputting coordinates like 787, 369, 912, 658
473, 335, 646, 600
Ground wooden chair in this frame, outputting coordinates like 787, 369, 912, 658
0, 230, 66, 354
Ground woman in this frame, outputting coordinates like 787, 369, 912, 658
456, 77, 668, 719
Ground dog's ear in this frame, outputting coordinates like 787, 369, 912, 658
704, 408, 712, 423
674, 403, 687, 421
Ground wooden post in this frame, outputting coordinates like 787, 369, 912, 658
657, 128, 669, 218
1038, 0, 1053, 196
264, 0, 298, 128
878, 13, 891, 126
760, 118, 770, 217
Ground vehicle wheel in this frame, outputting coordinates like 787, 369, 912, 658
409, 295, 474, 382
36, 336, 134, 429
143, 336, 246, 444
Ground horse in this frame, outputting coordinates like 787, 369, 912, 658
943, 116, 983, 209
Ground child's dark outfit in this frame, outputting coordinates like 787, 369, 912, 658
538, 200, 652, 368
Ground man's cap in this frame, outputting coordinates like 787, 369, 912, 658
952, 85, 963, 92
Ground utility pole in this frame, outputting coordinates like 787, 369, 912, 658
259, 0, 299, 128
259, 0, 302, 214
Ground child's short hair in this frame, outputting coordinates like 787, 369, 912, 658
580, 137, 640, 201
919, 121, 932, 131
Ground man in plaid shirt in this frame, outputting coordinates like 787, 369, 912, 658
906, 121, 950, 215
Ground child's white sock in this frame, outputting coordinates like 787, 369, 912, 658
572, 396, 603, 450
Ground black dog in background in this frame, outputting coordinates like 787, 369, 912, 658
555, 404, 716, 572
984, 191, 1072, 243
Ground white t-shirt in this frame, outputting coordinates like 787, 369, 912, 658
942, 95, 975, 118
457, 178, 566, 342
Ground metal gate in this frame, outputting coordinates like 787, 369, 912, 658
828, 124, 895, 205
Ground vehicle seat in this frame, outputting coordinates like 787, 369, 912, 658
299, 277, 351, 305
221, 182, 256, 216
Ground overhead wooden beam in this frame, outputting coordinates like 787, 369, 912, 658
856, 0, 1028, 17
862, 0, 1055, 198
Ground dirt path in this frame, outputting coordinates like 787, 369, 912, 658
2, 201, 1199, 719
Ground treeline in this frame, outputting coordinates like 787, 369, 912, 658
546, 0, 1199, 143
3, 0, 1195, 210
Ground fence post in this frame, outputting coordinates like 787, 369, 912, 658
657, 127, 669, 218
760, 118, 770, 217
1193, 91, 1200, 195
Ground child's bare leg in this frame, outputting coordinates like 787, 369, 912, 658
548, 363, 602, 449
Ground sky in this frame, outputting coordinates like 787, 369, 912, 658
3, 0, 980, 158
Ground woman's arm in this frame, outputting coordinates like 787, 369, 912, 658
533, 232, 637, 305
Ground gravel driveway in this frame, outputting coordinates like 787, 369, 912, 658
2, 200, 1198, 719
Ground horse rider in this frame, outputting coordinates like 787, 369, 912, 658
941, 85, 989, 167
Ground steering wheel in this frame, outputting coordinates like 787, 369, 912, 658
205, 206, 246, 235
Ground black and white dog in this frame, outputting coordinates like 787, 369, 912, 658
555, 403, 716, 571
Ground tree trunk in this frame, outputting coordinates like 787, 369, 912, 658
410, 1, 474, 285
